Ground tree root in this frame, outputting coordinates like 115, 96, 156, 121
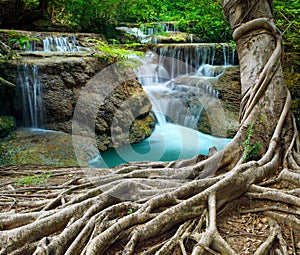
1, 144, 296, 255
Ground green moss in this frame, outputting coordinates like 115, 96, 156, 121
0, 129, 80, 166
0, 116, 16, 138
284, 52, 300, 129
129, 115, 155, 143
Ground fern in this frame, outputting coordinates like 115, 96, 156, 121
91, 39, 143, 65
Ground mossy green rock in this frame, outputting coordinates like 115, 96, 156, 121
0, 116, 16, 138
0, 129, 81, 166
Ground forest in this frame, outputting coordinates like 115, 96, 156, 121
1, 0, 300, 254
1, 0, 300, 49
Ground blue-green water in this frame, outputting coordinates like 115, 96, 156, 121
89, 123, 231, 168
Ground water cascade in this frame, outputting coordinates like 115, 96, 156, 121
116, 22, 181, 44
136, 44, 234, 128
91, 43, 234, 168
26, 34, 90, 52
43, 35, 84, 52
16, 63, 44, 128
8, 30, 235, 167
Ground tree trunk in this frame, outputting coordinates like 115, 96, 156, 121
0, 1, 300, 254
224, 0, 291, 153
38, 0, 50, 11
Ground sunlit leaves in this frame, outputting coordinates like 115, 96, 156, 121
274, 0, 300, 50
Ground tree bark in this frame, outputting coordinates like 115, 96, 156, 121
224, 0, 289, 152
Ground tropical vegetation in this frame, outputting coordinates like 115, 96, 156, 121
3, 0, 300, 47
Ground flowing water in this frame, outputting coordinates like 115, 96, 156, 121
27, 34, 89, 52
15, 32, 235, 167
91, 44, 234, 167
17, 34, 90, 126
16, 63, 44, 128
43, 35, 86, 52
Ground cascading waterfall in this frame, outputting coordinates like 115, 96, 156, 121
140, 22, 180, 36
136, 44, 229, 129
117, 22, 180, 44
25, 33, 91, 52
90, 43, 233, 168
16, 33, 92, 127
17, 63, 44, 128
43, 35, 82, 52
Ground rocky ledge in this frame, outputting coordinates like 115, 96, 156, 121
0, 54, 155, 151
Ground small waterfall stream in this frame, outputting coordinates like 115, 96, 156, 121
17, 63, 44, 128
43, 35, 88, 52
136, 44, 233, 129
26, 34, 90, 52
17, 34, 89, 127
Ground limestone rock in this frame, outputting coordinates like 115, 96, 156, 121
198, 66, 241, 138
0, 129, 80, 166
0, 54, 155, 151
173, 66, 241, 138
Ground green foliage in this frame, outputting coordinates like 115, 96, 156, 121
175, 1, 231, 42
16, 0, 300, 46
92, 40, 143, 64
15, 172, 51, 186
8, 30, 40, 50
274, 0, 300, 50
127, 208, 133, 214
243, 123, 262, 162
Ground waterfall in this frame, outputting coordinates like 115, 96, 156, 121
140, 22, 180, 35
91, 43, 234, 168
17, 63, 44, 128
117, 22, 180, 43
43, 35, 86, 52
135, 44, 230, 129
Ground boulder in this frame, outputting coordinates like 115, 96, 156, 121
198, 66, 241, 138
0, 54, 155, 151
173, 66, 241, 138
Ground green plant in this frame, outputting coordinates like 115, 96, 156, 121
243, 123, 262, 162
127, 208, 133, 214
274, 0, 300, 50
92, 40, 143, 64
15, 172, 51, 186
8, 30, 40, 51
229, 40, 236, 50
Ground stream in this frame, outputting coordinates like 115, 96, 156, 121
1, 30, 236, 167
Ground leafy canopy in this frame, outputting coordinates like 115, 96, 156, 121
20, 0, 300, 46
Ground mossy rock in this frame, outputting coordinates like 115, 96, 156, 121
0, 116, 16, 138
0, 129, 81, 166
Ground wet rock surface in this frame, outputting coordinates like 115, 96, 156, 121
174, 66, 241, 138
0, 129, 80, 166
0, 55, 155, 151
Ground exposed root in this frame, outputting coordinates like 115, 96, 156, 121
0, 142, 294, 254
